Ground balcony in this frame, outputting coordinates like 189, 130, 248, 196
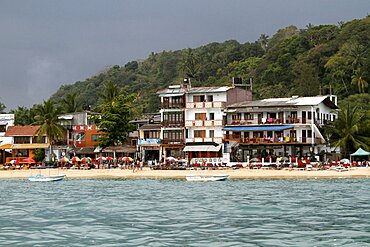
186, 137, 223, 143
185, 120, 223, 127
161, 120, 183, 127
228, 118, 314, 125
224, 135, 324, 145
160, 102, 185, 109
161, 138, 184, 145
186, 101, 226, 109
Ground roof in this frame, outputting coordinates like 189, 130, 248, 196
224, 125, 294, 132
0, 143, 13, 149
138, 124, 161, 130
157, 85, 187, 96
351, 148, 370, 156
5, 126, 42, 137
187, 86, 231, 94
228, 95, 338, 109
11, 143, 49, 149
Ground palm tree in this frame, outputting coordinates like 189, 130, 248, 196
325, 104, 370, 158
99, 81, 119, 105
351, 69, 368, 93
62, 92, 79, 113
33, 100, 65, 163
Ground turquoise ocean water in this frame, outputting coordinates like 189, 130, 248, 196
0, 178, 370, 246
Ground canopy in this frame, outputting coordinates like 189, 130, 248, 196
183, 145, 222, 152
223, 125, 293, 132
350, 148, 370, 156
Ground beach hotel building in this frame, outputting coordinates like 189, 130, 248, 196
223, 95, 338, 162
156, 78, 252, 164
0, 125, 49, 165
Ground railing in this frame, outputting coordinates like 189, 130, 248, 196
228, 118, 316, 125
186, 101, 226, 109
186, 137, 223, 143
185, 120, 223, 127
161, 120, 183, 127
161, 138, 184, 144
225, 136, 324, 145
160, 102, 185, 109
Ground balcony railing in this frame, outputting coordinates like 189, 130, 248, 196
225, 136, 324, 145
161, 120, 183, 127
185, 120, 223, 127
186, 101, 226, 109
186, 137, 223, 143
161, 138, 184, 144
160, 102, 185, 109
228, 118, 315, 125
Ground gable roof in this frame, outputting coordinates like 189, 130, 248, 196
4, 126, 42, 137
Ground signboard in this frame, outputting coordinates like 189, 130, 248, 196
138, 139, 161, 145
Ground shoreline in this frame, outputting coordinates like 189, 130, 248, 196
1, 167, 370, 179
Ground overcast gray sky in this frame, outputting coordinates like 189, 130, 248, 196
1, 0, 369, 110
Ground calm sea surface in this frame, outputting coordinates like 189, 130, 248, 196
0, 178, 370, 246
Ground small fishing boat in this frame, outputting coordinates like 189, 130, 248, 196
28, 174, 66, 182
185, 174, 229, 182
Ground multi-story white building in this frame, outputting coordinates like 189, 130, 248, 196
224, 95, 338, 162
183, 81, 252, 163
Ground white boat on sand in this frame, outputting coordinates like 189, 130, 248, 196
28, 174, 66, 182
186, 174, 229, 182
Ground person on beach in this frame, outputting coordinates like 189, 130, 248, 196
140, 160, 143, 171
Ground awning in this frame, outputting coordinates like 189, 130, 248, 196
223, 125, 294, 132
183, 144, 222, 152
11, 143, 49, 149
0, 143, 12, 150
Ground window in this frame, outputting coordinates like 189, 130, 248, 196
144, 131, 160, 139
194, 130, 205, 138
0, 125, 6, 132
75, 133, 85, 141
32, 136, 46, 143
195, 113, 206, 120
163, 130, 183, 141
209, 113, 215, 120
307, 130, 312, 138
244, 113, 253, 120
14, 136, 30, 144
209, 130, 214, 138
232, 113, 241, 120
207, 95, 213, 102
193, 95, 205, 102
308, 111, 312, 119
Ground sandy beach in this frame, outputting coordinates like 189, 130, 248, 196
1, 167, 370, 179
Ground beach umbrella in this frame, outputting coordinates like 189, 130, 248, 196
106, 157, 114, 161
23, 157, 35, 163
119, 157, 133, 162
81, 157, 92, 163
166, 156, 177, 161
96, 156, 106, 161
281, 157, 289, 162
10, 160, 17, 164
340, 158, 350, 164
71, 156, 81, 162
250, 158, 261, 162
61, 157, 69, 162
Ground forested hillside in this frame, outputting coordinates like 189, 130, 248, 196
50, 16, 369, 114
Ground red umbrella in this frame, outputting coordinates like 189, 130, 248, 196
71, 156, 81, 162
23, 157, 35, 163
96, 156, 106, 161
106, 157, 114, 161
81, 157, 92, 163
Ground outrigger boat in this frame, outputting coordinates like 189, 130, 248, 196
185, 174, 229, 182
28, 174, 66, 182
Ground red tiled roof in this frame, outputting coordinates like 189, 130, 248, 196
4, 126, 42, 137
